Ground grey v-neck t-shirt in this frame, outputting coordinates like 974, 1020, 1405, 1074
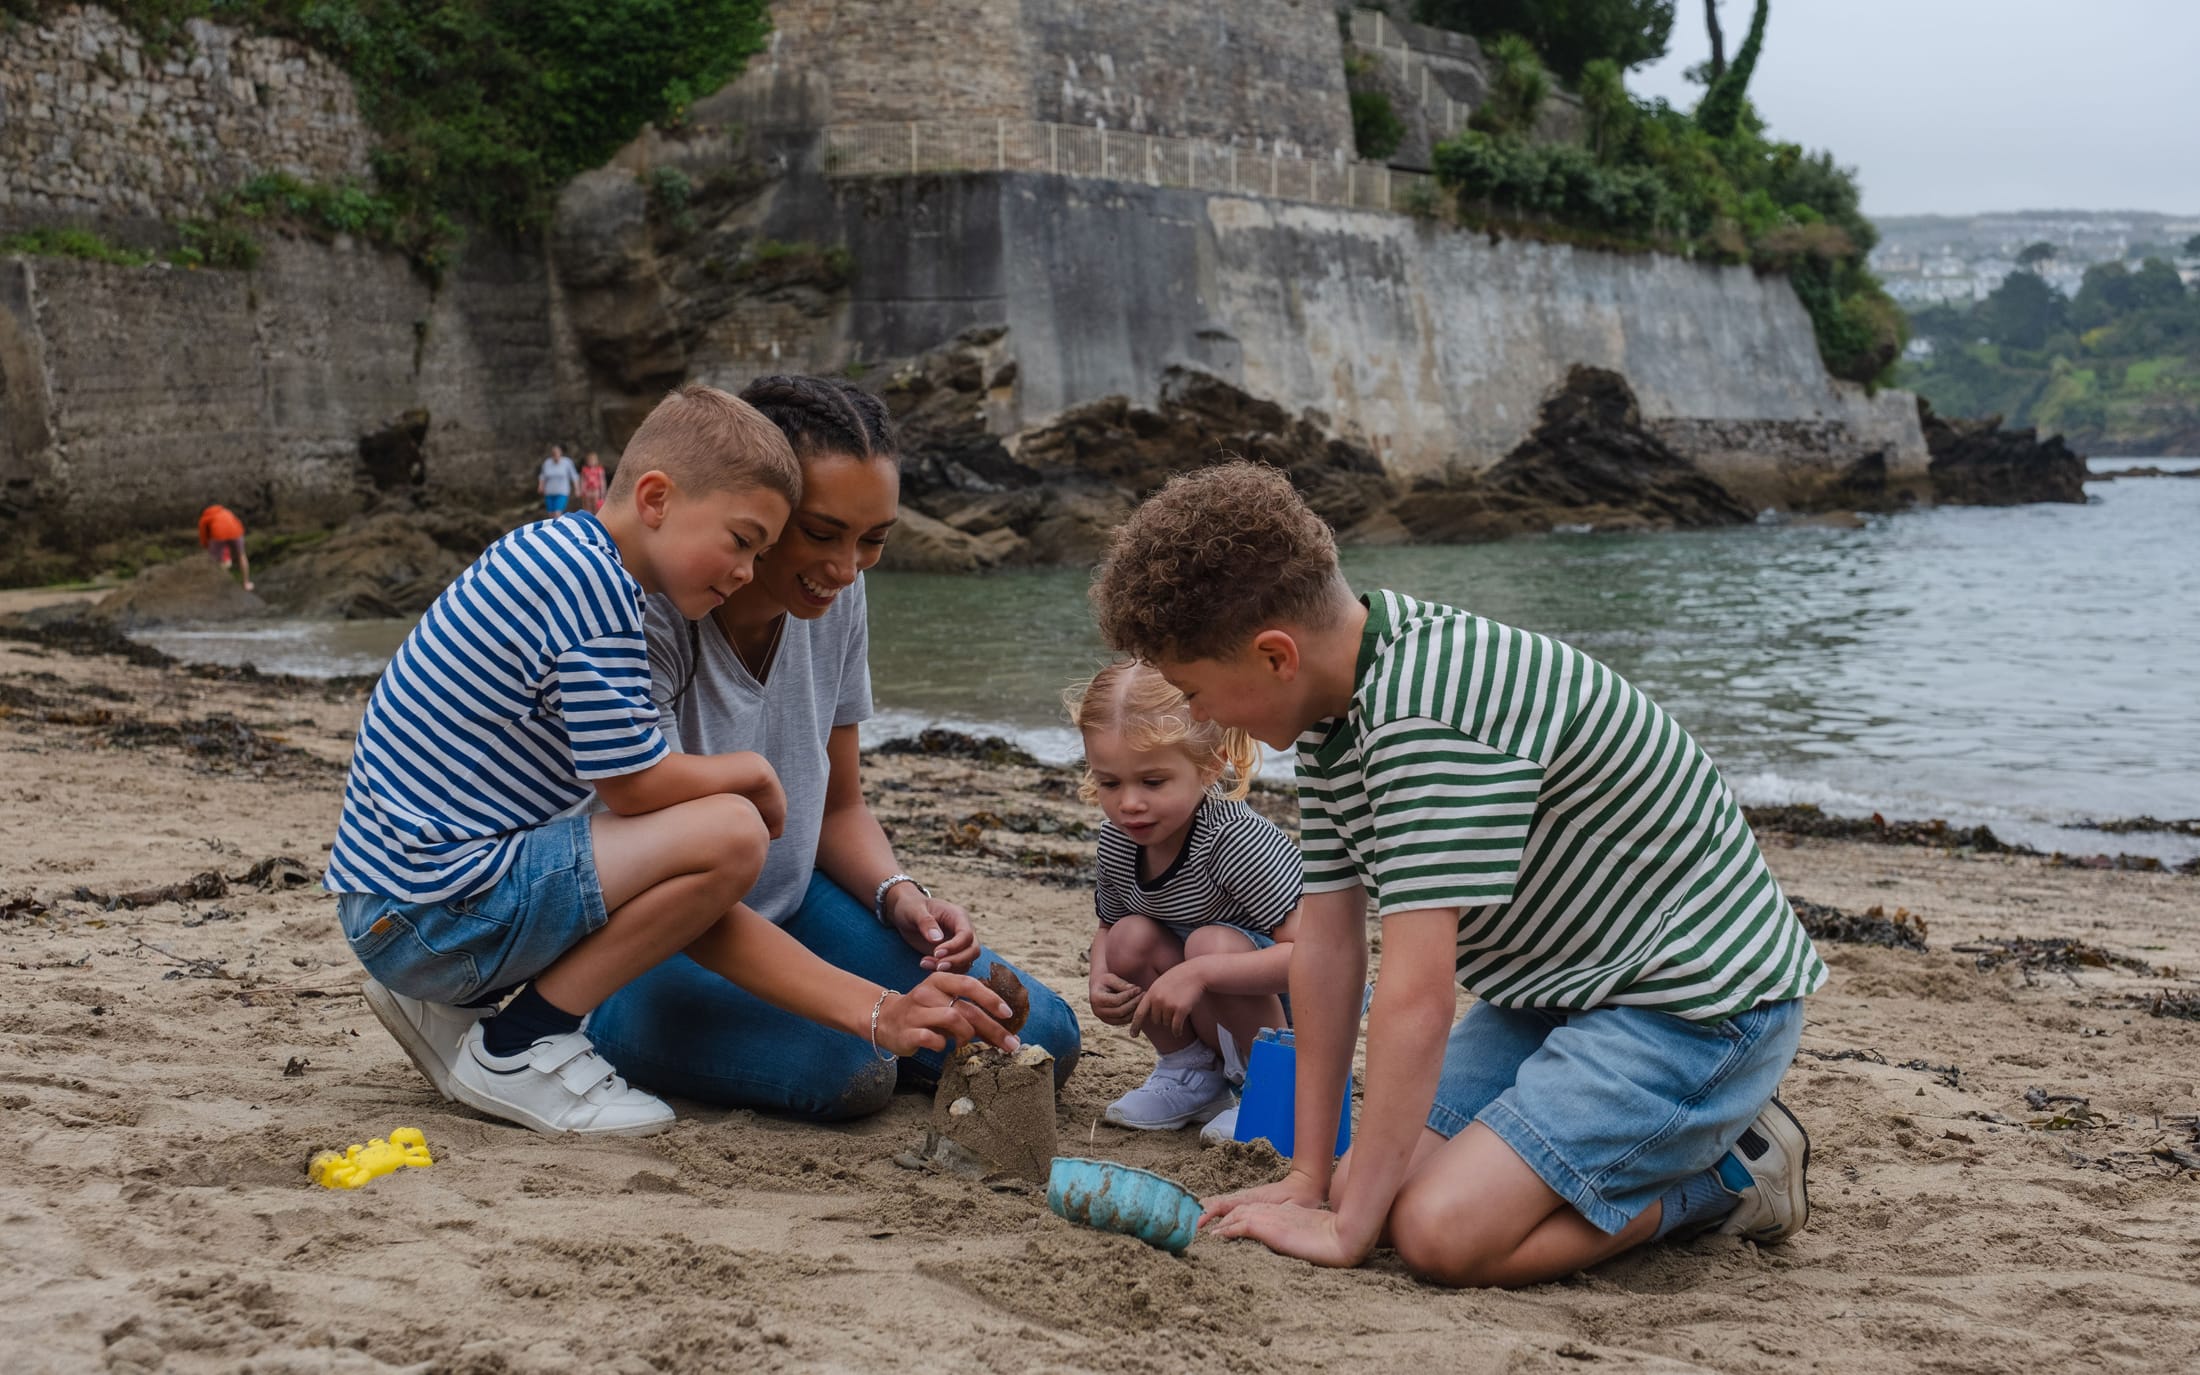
642, 577, 874, 924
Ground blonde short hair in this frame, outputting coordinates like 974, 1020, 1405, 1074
606, 383, 802, 506
1064, 660, 1261, 802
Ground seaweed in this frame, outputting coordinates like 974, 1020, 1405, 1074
1790, 898, 1929, 951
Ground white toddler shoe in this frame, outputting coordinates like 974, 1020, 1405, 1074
1104, 1043, 1236, 1131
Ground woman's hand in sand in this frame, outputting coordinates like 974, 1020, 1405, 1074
1128, 961, 1204, 1038
1088, 973, 1144, 1026
874, 973, 1020, 1057
885, 887, 979, 972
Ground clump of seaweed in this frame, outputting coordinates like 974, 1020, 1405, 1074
1951, 937, 2159, 980
873, 729, 1039, 768
98, 713, 334, 776
1747, 804, 2027, 854
1791, 898, 1929, 951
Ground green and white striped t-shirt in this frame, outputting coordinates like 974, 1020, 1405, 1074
1297, 590, 1827, 1020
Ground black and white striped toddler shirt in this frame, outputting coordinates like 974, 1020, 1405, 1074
1094, 794, 1302, 936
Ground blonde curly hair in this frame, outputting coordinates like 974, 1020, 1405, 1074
1064, 660, 1261, 803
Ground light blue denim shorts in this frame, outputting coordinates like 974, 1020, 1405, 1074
1427, 997, 1805, 1235
335, 811, 607, 1005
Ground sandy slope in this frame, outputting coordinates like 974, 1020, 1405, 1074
2, 632, 2197, 1374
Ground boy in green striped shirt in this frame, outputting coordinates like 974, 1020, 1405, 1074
1092, 462, 1826, 1287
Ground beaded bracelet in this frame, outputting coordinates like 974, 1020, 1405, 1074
868, 987, 899, 1062
872, 872, 930, 925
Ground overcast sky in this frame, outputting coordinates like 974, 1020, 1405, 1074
1626, 1, 2200, 218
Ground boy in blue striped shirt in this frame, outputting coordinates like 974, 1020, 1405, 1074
328, 385, 1020, 1136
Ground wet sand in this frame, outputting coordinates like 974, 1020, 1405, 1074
2, 630, 2197, 1373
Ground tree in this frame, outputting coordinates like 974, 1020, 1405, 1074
1470, 33, 1550, 136
1695, 0, 1765, 138
1578, 57, 1634, 159
1976, 269, 2069, 351
1415, 0, 1675, 81
2185, 233, 2200, 256
1703, 0, 1726, 80
2016, 241, 2056, 269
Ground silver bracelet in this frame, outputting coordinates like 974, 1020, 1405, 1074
871, 872, 929, 925
868, 987, 899, 1062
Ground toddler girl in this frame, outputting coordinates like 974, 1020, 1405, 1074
1067, 660, 1300, 1138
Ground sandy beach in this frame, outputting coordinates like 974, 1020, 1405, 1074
3, 623, 2198, 1374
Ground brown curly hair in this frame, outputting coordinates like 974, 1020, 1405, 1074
1091, 461, 1346, 662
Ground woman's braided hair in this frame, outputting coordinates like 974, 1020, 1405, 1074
737, 374, 899, 464
656, 375, 900, 715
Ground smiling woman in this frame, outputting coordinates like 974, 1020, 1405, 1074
587, 375, 1083, 1117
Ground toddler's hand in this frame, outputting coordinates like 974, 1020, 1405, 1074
1087, 972, 1143, 1026
1129, 961, 1204, 1038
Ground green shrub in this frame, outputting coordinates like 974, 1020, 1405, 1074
1351, 90, 1406, 162
53, 1, 773, 252
0, 226, 155, 266
643, 165, 698, 235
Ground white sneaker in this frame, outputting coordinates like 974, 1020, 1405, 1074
1103, 1045, 1235, 1131
449, 1024, 675, 1136
1715, 1097, 1811, 1243
1198, 1100, 1242, 1145
362, 979, 489, 1100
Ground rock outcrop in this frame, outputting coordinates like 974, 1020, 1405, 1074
1920, 400, 2088, 506
84, 557, 264, 630
1394, 367, 1754, 542
251, 503, 521, 619
886, 331, 1400, 565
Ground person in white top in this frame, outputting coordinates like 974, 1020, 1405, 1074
537, 444, 581, 516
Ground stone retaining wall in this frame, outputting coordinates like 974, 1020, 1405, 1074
0, 4, 373, 227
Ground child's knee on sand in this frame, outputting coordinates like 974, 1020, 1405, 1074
1095, 913, 1184, 986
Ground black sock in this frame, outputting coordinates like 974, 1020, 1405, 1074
481, 983, 583, 1057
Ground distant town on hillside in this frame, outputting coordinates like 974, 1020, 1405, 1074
1871, 210, 2200, 308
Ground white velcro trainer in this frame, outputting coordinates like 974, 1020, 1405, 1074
362, 979, 489, 1101
449, 1024, 674, 1136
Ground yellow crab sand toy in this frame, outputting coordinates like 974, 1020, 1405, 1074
309, 1127, 434, 1189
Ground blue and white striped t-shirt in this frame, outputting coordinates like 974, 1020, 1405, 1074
325, 512, 669, 902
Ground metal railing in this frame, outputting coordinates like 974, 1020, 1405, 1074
824, 119, 1438, 216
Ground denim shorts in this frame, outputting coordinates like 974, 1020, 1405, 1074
1427, 997, 1805, 1235
1167, 921, 1277, 952
335, 811, 608, 1006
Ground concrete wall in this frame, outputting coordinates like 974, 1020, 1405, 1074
1, 238, 588, 539
809, 173, 1927, 494
0, 5, 372, 227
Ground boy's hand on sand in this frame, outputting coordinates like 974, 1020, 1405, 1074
1087, 973, 1143, 1026
722, 751, 787, 837
877, 973, 1020, 1057
1206, 1199, 1373, 1268
1199, 1169, 1326, 1229
886, 889, 979, 972
1129, 962, 1204, 1038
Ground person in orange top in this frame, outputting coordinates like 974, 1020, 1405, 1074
197, 505, 253, 591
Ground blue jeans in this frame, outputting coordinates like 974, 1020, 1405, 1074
589, 873, 1083, 1121
1427, 998, 1804, 1235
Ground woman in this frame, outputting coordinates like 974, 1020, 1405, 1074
589, 376, 1081, 1117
